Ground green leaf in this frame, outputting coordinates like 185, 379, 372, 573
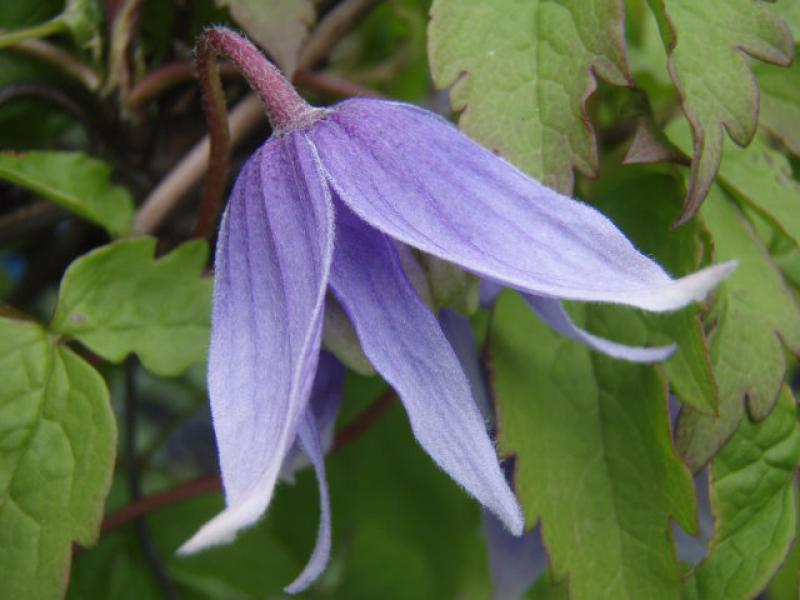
755, 58, 800, 157
51, 238, 212, 377
215, 0, 315, 75
590, 165, 717, 414
62, 0, 102, 56
677, 185, 800, 471
490, 290, 696, 600
340, 0, 432, 102
646, 0, 794, 221
0, 151, 133, 236
428, 0, 630, 192
683, 386, 800, 600
765, 499, 800, 600
772, 0, 800, 41
668, 119, 800, 247
0, 316, 116, 600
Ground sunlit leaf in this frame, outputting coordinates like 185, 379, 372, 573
428, 0, 630, 193
51, 238, 212, 377
0, 151, 133, 236
0, 316, 116, 600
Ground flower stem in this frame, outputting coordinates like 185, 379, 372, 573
0, 17, 66, 49
192, 27, 321, 239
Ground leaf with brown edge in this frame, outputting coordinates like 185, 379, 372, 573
646, 0, 794, 224
676, 184, 800, 473
428, 0, 630, 193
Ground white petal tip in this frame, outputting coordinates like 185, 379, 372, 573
177, 493, 270, 557
627, 260, 738, 312
500, 504, 526, 537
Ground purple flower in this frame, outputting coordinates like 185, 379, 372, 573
181, 29, 735, 593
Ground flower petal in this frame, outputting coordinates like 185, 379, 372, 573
438, 308, 492, 422
523, 295, 676, 363
180, 133, 334, 554
281, 351, 345, 481
311, 99, 735, 312
483, 510, 546, 600
327, 199, 523, 534
284, 412, 333, 594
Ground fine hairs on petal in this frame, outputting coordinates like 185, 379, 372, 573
309, 98, 737, 313
523, 295, 677, 362
178, 487, 271, 554
328, 198, 524, 535
183, 134, 335, 567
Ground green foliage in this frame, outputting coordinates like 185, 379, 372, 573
756, 59, 800, 158
428, 0, 630, 193
51, 238, 212, 377
0, 152, 133, 236
677, 185, 800, 472
590, 166, 717, 414
668, 119, 800, 247
0, 317, 116, 600
684, 387, 800, 600
490, 290, 695, 600
645, 0, 794, 220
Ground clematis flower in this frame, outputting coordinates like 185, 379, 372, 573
181, 28, 736, 593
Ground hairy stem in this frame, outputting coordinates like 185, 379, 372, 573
192, 27, 320, 239
132, 0, 385, 238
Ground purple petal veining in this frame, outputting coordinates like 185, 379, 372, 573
311, 98, 735, 312
329, 199, 523, 534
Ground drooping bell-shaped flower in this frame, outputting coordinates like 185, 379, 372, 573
181, 28, 736, 593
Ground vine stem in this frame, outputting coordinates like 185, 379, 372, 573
96, 389, 396, 538
0, 17, 65, 49
132, 94, 266, 235
191, 27, 323, 239
132, 0, 385, 237
9, 39, 101, 91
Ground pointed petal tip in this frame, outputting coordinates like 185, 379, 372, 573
177, 492, 269, 557
494, 493, 525, 538
628, 260, 737, 313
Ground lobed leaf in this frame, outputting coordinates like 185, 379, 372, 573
590, 166, 717, 414
755, 59, 800, 158
51, 238, 212, 377
646, 0, 794, 222
683, 386, 800, 600
668, 119, 800, 247
490, 290, 695, 600
428, 0, 630, 193
677, 185, 800, 471
0, 317, 116, 600
0, 151, 133, 236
